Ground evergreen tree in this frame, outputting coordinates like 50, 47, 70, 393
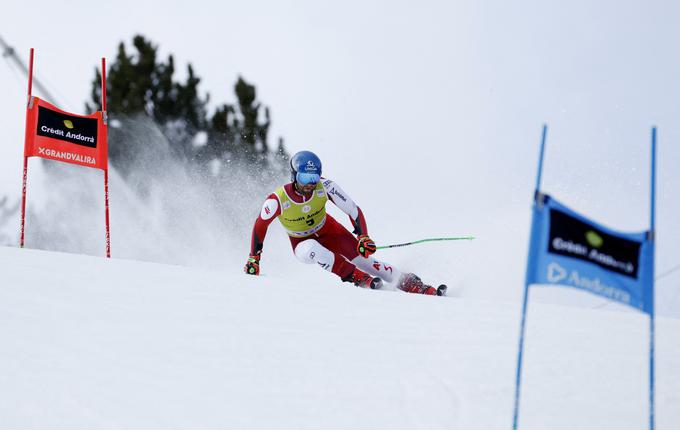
86, 35, 288, 179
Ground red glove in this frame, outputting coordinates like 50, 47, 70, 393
356, 235, 376, 258
244, 253, 261, 275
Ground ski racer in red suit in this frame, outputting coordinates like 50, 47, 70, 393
244, 150, 442, 295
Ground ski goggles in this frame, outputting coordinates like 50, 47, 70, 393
296, 172, 320, 185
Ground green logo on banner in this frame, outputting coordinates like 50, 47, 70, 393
585, 230, 604, 248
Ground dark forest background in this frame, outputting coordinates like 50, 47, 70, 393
85, 34, 290, 181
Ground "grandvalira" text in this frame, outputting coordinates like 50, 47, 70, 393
37, 147, 96, 165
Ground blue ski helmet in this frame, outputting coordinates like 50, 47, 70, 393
290, 151, 322, 185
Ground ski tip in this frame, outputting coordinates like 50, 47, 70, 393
436, 284, 447, 296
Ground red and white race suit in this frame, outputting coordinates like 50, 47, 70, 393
249, 178, 401, 283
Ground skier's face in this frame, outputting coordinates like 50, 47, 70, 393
296, 181, 317, 194
295, 171, 320, 194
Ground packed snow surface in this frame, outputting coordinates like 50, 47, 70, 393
1, 246, 678, 429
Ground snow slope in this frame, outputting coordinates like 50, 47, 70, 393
1, 245, 678, 429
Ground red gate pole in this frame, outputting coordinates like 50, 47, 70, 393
104, 169, 111, 258
20, 48, 35, 248
101, 57, 111, 258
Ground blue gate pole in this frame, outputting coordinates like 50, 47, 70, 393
534, 124, 548, 196
512, 282, 531, 430
513, 124, 548, 429
649, 127, 657, 430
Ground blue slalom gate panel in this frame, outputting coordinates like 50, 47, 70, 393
526, 194, 654, 315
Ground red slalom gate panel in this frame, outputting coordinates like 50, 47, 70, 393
24, 97, 108, 170
20, 49, 111, 258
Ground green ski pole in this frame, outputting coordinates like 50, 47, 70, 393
376, 236, 475, 250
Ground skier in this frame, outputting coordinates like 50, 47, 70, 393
244, 150, 445, 295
